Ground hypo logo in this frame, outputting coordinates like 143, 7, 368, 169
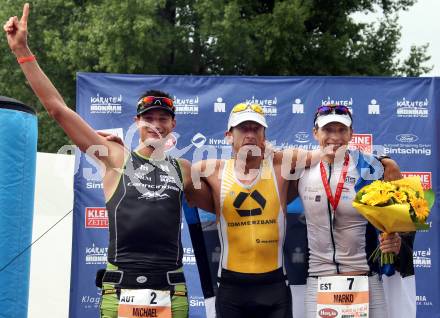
292, 98, 304, 114
90, 93, 122, 114
349, 134, 372, 153
396, 97, 429, 118
413, 248, 431, 268
396, 134, 419, 143
294, 131, 309, 143
214, 97, 226, 112
204, 134, 231, 151
245, 96, 277, 116
85, 207, 108, 228
174, 95, 199, 115
401, 172, 431, 190
191, 133, 207, 148
85, 243, 108, 265
318, 308, 338, 318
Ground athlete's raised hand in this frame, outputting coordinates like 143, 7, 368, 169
3, 3, 29, 53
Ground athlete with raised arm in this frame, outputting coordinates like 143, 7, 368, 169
4, 4, 212, 318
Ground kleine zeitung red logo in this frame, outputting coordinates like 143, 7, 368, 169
349, 133, 373, 153
401, 172, 432, 190
85, 207, 109, 228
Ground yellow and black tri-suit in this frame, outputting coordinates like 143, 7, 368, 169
215, 158, 292, 318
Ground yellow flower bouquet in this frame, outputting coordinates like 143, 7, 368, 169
352, 176, 435, 275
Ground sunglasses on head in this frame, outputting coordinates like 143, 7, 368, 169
232, 103, 264, 115
137, 96, 175, 113
316, 105, 351, 116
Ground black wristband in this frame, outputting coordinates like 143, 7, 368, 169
376, 155, 391, 162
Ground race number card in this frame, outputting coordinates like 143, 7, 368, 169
118, 289, 172, 318
316, 276, 369, 318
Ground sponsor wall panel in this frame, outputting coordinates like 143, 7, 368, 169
70, 74, 439, 318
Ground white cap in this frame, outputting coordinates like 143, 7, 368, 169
315, 113, 352, 128
227, 105, 268, 130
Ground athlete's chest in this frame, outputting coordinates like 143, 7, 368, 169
124, 157, 183, 202
299, 160, 360, 214
220, 160, 281, 219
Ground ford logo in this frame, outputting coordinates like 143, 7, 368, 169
319, 308, 338, 318
295, 131, 309, 143
396, 134, 419, 143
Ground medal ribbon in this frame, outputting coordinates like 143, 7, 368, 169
320, 153, 350, 212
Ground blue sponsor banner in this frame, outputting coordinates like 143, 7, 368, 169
69, 74, 439, 318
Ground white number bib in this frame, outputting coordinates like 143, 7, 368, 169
118, 289, 171, 318
316, 276, 369, 318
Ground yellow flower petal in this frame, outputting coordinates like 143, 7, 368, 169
360, 189, 393, 206
392, 177, 424, 198
410, 197, 430, 222
392, 191, 407, 204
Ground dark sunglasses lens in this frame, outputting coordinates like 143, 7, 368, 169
334, 106, 349, 114
317, 106, 332, 114
142, 97, 173, 107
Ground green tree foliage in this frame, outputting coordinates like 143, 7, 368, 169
398, 44, 432, 76
0, 0, 432, 152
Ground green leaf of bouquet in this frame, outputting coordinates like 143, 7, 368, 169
368, 246, 381, 262
355, 191, 364, 202
424, 189, 435, 209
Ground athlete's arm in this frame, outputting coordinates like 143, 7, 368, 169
178, 159, 215, 212
381, 158, 402, 181
274, 148, 319, 182
4, 4, 123, 168
286, 179, 299, 203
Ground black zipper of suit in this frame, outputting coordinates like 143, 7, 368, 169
326, 163, 340, 274
152, 159, 157, 203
